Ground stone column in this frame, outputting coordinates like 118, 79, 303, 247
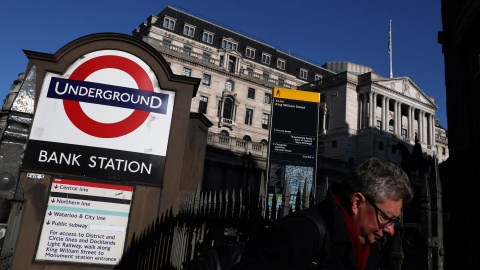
410, 107, 415, 140
393, 101, 398, 135
363, 94, 368, 129
429, 113, 433, 145
383, 97, 388, 131
419, 111, 424, 143
397, 102, 402, 136
368, 92, 373, 127
431, 114, 436, 146
407, 106, 412, 139
372, 93, 377, 128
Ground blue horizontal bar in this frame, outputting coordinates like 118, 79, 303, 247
47, 205, 129, 217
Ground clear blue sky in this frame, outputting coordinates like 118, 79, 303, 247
0, 0, 447, 128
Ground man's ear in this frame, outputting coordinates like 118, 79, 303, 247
350, 192, 365, 215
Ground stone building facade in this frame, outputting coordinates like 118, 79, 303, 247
132, 6, 334, 192
299, 62, 446, 183
131, 6, 448, 189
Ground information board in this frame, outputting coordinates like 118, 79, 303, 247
267, 87, 320, 212
35, 178, 133, 265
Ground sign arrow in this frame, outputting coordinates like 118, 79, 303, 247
48, 211, 52, 216
55, 185, 58, 189
51, 198, 55, 203
46, 220, 50, 225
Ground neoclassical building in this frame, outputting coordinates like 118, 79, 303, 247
299, 62, 447, 183
131, 6, 448, 191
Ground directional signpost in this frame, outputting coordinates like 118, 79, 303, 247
267, 87, 320, 213
35, 178, 133, 265
11, 33, 205, 269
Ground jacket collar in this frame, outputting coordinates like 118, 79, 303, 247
321, 190, 359, 269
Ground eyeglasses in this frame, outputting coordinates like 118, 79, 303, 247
365, 197, 400, 229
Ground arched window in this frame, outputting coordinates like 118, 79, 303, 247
223, 97, 234, 119
220, 130, 229, 136
389, 119, 394, 133
218, 94, 237, 127
243, 135, 252, 141
260, 139, 268, 145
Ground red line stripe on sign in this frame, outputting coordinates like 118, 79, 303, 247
53, 178, 133, 191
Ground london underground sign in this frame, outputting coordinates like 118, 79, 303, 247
23, 50, 175, 184
55, 55, 166, 138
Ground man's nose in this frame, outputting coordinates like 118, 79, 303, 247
382, 224, 395, 236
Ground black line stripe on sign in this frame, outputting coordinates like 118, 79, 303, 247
50, 192, 131, 204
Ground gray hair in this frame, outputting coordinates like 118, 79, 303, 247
339, 158, 413, 203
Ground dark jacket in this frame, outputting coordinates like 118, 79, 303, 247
232, 192, 383, 270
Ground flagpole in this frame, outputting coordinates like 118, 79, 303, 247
389, 20, 393, 78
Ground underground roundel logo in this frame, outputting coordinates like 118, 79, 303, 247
63, 55, 154, 138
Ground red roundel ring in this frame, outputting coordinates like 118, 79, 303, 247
64, 55, 153, 138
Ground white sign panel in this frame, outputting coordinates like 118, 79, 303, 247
35, 178, 133, 265
23, 50, 174, 184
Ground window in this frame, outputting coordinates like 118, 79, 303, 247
162, 39, 172, 49
278, 78, 285, 86
300, 69, 308, 79
222, 38, 238, 50
264, 93, 271, 104
226, 80, 234, 91
220, 130, 229, 136
202, 31, 213, 43
202, 74, 211, 86
388, 120, 394, 133
246, 47, 255, 59
320, 94, 326, 102
245, 108, 253, 125
262, 72, 270, 82
183, 24, 195, 37
243, 135, 252, 141
262, 113, 270, 129
248, 88, 255, 99
199, 96, 208, 114
260, 139, 268, 145
183, 46, 192, 56
163, 17, 176, 30
182, 67, 192, 77
277, 59, 285, 70
442, 147, 446, 155
247, 68, 253, 76
219, 97, 235, 120
376, 120, 381, 130
228, 56, 237, 73
315, 74, 323, 81
332, 141, 338, 149
379, 141, 384, 151
318, 142, 325, 153
402, 128, 407, 138
202, 53, 211, 63
262, 53, 271, 65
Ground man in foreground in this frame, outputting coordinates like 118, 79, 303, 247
233, 157, 413, 270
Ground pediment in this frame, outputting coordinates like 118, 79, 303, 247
376, 78, 436, 107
